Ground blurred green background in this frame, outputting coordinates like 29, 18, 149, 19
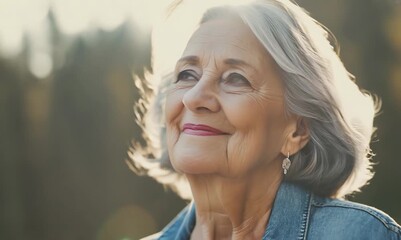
0, 0, 400, 239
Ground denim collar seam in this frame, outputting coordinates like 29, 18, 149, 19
299, 192, 313, 240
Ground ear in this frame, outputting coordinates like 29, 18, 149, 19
281, 117, 310, 156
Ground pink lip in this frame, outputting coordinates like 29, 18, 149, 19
182, 123, 227, 136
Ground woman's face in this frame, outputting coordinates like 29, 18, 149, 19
165, 16, 295, 178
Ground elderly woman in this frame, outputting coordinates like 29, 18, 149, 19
130, 0, 401, 239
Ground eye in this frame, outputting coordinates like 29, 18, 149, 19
175, 70, 198, 83
224, 73, 250, 86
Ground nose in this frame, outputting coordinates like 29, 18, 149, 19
182, 79, 220, 113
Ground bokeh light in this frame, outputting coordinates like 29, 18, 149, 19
29, 51, 53, 79
97, 205, 157, 240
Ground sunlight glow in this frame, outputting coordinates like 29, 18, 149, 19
1, 0, 248, 76
151, 0, 242, 76
129, 0, 165, 32
95, 0, 132, 31
152, 0, 204, 77
0, 0, 49, 57
0, 26, 23, 58
51, 0, 94, 35
51, 0, 162, 35
0, 0, 169, 76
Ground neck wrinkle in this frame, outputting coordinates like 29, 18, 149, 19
187, 166, 282, 240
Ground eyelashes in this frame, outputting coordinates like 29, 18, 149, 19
176, 70, 198, 82
224, 72, 251, 86
175, 70, 251, 87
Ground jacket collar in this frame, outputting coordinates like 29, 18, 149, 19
262, 182, 312, 240
158, 182, 313, 240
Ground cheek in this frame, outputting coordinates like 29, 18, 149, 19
222, 94, 283, 132
223, 95, 287, 173
165, 90, 184, 153
165, 90, 184, 124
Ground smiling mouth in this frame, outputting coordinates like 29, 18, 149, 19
182, 123, 228, 136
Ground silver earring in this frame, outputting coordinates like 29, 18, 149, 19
282, 152, 291, 175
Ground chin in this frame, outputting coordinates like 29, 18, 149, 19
170, 153, 217, 175
169, 136, 227, 174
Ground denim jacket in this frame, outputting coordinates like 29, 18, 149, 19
142, 182, 401, 239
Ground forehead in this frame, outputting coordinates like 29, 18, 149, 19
181, 16, 272, 65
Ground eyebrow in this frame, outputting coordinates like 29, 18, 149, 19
176, 55, 256, 71
177, 55, 200, 65
224, 58, 254, 69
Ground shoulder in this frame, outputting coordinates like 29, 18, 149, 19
308, 195, 401, 239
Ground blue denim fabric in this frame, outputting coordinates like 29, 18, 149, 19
142, 182, 401, 239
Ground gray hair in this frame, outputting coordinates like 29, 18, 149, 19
128, 0, 379, 199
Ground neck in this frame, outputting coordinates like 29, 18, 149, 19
187, 165, 282, 240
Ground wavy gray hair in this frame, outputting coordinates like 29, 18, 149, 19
128, 0, 379, 199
